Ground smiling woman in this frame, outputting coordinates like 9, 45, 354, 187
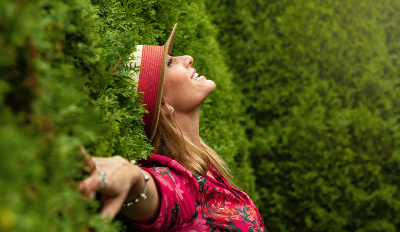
79, 24, 265, 231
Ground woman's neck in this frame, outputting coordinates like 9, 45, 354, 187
173, 109, 201, 147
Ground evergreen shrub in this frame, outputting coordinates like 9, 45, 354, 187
0, 0, 254, 231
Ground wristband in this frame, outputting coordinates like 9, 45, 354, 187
123, 160, 149, 207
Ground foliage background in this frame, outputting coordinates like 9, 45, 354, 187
2, 0, 400, 231
206, 0, 400, 231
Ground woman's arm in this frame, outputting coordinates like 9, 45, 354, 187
79, 155, 160, 221
119, 168, 160, 223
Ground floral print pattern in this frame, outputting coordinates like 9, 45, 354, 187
126, 155, 265, 232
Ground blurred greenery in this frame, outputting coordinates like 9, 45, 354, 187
206, 0, 400, 231
2, 0, 400, 231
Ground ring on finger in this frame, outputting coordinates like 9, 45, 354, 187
99, 170, 108, 190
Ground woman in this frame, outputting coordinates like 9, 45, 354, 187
79, 24, 265, 231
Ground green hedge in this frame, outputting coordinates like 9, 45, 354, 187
206, 0, 400, 231
0, 0, 255, 231
7, 0, 400, 231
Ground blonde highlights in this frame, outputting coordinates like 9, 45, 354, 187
152, 99, 233, 185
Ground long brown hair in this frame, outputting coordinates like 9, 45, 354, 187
152, 97, 234, 185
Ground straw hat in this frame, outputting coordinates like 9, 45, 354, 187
130, 24, 177, 141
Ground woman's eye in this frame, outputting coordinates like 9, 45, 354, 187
167, 58, 173, 66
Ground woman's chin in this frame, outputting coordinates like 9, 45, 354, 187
206, 81, 216, 96
207, 80, 217, 92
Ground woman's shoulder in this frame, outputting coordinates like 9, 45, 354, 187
140, 154, 178, 165
141, 154, 191, 174
140, 154, 197, 191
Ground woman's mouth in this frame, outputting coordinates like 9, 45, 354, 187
191, 70, 204, 81
192, 72, 199, 80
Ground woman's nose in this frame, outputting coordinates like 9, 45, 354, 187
182, 55, 193, 68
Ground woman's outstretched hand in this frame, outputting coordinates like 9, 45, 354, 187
79, 152, 136, 219
79, 148, 160, 222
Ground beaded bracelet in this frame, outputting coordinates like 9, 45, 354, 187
123, 160, 150, 208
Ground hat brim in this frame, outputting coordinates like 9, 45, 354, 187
148, 23, 177, 141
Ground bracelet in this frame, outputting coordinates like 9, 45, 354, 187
123, 160, 150, 207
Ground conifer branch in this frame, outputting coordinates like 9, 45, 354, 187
111, 56, 121, 74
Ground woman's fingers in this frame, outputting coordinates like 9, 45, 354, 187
81, 157, 109, 196
79, 170, 105, 200
80, 155, 136, 219
84, 156, 98, 173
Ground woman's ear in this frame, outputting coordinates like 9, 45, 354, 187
162, 101, 174, 115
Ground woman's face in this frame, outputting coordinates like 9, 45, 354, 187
163, 55, 216, 112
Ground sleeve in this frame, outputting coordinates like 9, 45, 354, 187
125, 165, 198, 232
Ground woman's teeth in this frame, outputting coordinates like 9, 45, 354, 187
192, 73, 200, 81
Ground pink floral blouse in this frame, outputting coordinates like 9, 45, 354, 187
126, 154, 265, 231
